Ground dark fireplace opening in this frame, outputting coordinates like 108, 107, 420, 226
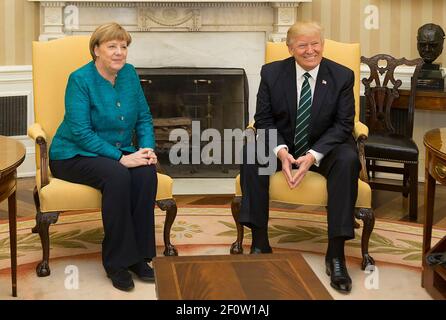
137, 67, 249, 178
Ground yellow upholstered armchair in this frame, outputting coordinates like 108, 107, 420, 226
230, 40, 375, 270
29, 36, 178, 277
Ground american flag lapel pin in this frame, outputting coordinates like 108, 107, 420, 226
322, 80, 327, 85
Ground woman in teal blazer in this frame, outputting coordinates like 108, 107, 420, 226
49, 23, 157, 292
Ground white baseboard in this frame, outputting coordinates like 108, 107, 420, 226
173, 178, 235, 195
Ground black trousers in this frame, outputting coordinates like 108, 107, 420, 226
50, 156, 158, 273
239, 136, 360, 240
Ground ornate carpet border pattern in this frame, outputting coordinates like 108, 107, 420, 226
1, 207, 445, 270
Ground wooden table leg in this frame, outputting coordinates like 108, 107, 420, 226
422, 170, 436, 288
8, 189, 17, 297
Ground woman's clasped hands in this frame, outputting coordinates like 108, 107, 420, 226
119, 148, 157, 168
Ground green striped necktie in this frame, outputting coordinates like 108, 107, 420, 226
294, 72, 312, 157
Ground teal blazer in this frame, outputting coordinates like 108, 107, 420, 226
49, 61, 155, 161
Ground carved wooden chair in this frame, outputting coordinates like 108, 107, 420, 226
29, 36, 178, 277
361, 54, 423, 221
230, 40, 375, 270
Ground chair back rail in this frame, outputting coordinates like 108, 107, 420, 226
360, 54, 423, 137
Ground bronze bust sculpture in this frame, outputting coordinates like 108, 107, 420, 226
416, 23, 445, 90
417, 23, 445, 64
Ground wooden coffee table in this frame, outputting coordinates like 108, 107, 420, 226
153, 253, 332, 300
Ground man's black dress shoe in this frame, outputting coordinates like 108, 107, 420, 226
250, 246, 273, 254
325, 257, 352, 293
107, 269, 135, 292
128, 261, 155, 282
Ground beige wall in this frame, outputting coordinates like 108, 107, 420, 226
298, 0, 446, 66
1, 1, 446, 66
0, 0, 39, 66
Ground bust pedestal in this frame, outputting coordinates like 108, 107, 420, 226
417, 63, 445, 90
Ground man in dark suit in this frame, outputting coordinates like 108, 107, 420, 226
239, 21, 359, 293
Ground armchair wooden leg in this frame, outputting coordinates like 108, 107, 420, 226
230, 196, 244, 254
156, 199, 178, 256
32, 211, 59, 277
31, 186, 60, 277
355, 208, 375, 270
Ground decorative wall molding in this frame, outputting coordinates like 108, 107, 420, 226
40, 1, 67, 7
32, 0, 312, 8
271, 2, 300, 42
67, 2, 275, 8
271, 1, 302, 8
0, 66, 33, 83
138, 7, 201, 31
30, 1, 312, 40
31, 1, 312, 5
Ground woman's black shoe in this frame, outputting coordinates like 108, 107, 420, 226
107, 269, 135, 291
129, 261, 155, 282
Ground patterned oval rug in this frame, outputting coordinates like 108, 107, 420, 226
1, 206, 445, 270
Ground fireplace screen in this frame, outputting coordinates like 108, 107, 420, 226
137, 68, 249, 178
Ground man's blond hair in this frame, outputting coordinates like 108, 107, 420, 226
286, 21, 324, 46
89, 22, 132, 61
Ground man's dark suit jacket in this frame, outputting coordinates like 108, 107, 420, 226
254, 56, 355, 157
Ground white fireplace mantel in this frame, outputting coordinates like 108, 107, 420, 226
28, 0, 312, 136
30, 0, 311, 41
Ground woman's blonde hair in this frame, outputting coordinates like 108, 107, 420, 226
286, 21, 324, 46
89, 22, 132, 60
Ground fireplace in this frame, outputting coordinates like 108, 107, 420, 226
137, 67, 249, 178
29, 0, 310, 182
30, 0, 309, 127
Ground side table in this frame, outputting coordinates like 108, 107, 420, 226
0, 136, 25, 297
422, 128, 446, 300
